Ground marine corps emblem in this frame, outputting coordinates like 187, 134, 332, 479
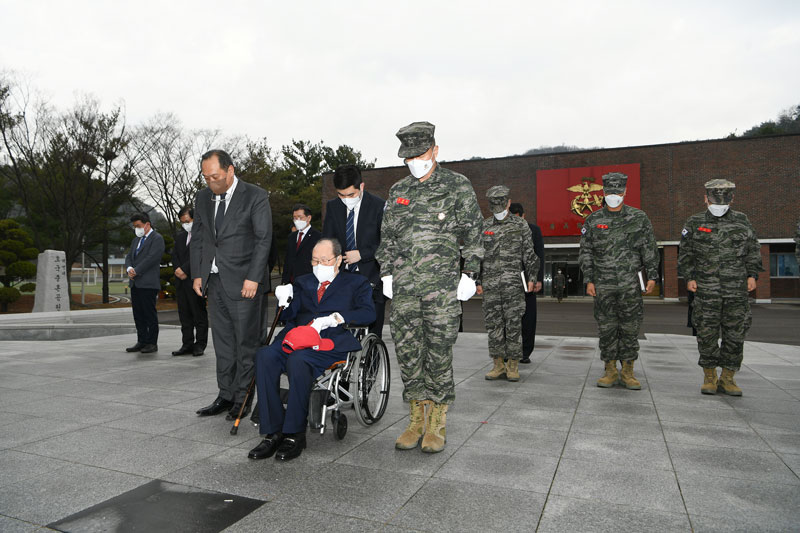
567, 177, 603, 218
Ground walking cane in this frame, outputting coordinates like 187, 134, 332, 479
230, 302, 288, 435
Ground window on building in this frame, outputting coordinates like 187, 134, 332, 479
770, 253, 799, 278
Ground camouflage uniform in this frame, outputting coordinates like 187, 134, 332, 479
579, 174, 659, 364
478, 186, 539, 362
377, 124, 483, 405
678, 181, 761, 372
553, 272, 566, 301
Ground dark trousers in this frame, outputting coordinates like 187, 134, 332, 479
255, 343, 345, 435
207, 274, 263, 403
131, 286, 159, 345
176, 281, 208, 349
521, 291, 537, 358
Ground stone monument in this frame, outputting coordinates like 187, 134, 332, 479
33, 250, 69, 312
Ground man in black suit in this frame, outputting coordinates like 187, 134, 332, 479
281, 204, 321, 284
322, 164, 386, 336
171, 205, 208, 357
510, 203, 545, 364
191, 149, 272, 421
124, 212, 166, 354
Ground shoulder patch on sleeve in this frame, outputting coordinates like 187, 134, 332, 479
681, 228, 688, 237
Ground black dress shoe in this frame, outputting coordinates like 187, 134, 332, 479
196, 397, 234, 416
248, 433, 283, 460
126, 343, 144, 352
275, 433, 306, 461
192, 346, 205, 357
225, 403, 250, 421
520, 357, 532, 364
172, 346, 193, 356
140, 344, 158, 354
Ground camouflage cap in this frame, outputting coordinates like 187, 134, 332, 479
704, 178, 735, 205
396, 121, 435, 158
602, 172, 628, 194
487, 185, 510, 213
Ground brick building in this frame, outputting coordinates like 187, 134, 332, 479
322, 134, 800, 301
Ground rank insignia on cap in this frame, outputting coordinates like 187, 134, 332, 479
698, 226, 712, 233
396, 197, 410, 206
681, 228, 688, 236
596, 224, 609, 229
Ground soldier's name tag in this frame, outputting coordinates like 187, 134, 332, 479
681, 228, 688, 236
596, 224, 609, 229
438, 212, 445, 220
698, 226, 712, 233
484, 231, 494, 236
396, 197, 410, 206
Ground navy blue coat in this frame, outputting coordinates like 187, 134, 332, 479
277, 270, 376, 354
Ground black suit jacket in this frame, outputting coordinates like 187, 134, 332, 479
124, 230, 165, 290
172, 230, 192, 288
322, 191, 385, 285
191, 180, 272, 299
281, 226, 321, 284
528, 222, 545, 283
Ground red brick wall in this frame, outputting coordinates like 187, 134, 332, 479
663, 245, 679, 299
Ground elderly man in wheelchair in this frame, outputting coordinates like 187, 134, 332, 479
248, 238, 378, 461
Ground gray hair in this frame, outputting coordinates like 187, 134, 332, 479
315, 237, 342, 257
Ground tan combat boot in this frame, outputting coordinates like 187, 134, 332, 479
619, 360, 642, 390
596, 360, 619, 388
485, 357, 507, 380
718, 368, 743, 396
506, 359, 520, 382
395, 400, 428, 450
421, 403, 448, 453
700, 367, 718, 395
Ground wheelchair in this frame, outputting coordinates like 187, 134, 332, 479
306, 325, 391, 439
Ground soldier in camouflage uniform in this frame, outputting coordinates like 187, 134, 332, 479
376, 121, 484, 453
477, 186, 539, 382
678, 179, 762, 396
579, 172, 659, 390
554, 269, 566, 302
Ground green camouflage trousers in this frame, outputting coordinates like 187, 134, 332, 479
483, 291, 526, 361
692, 294, 751, 370
390, 293, 461, 404
593, 285, 643, 362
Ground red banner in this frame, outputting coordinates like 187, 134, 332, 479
536, 164, 641, 236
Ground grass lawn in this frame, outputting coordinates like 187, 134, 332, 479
68, 281, 130, 295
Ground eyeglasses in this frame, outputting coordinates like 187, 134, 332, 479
310, 256, 338, 266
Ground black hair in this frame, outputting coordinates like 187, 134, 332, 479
509, 202, 525, 216
178, 205, 194, 219
333, 164, 363, 190
292, 203, 312, 217
130, 212, 150, 224
201, 149, 234, 170
316, 237, 342, 257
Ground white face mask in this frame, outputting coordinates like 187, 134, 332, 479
605, 194, 624, 208
294, 219, 308, 231
313, 263, 336, 284
134, 227, 145, 238
407, 157, 434, 179
341, 196, 360, 209
708, 204, 730, 217
493, 209, 508, 221
182, 222, 193, 233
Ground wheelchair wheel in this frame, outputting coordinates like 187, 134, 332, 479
332, 410, 347, 440
352, 333, 390, 426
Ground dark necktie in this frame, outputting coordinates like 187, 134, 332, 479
215, 192, 227, 235
345, 209, 356, 270
134, 235, 146, 257
296, 230, 303, 250
317, 281, 330, 302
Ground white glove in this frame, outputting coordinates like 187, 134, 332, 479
457, 273, 477, 301
381, 275, 393, 299
310, 313, 340, 333
274, 284, 293, 307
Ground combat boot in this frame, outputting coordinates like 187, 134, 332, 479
596, 360, 619, 388
718, 369, 743, 396
700, 367, 718, 395
506, 359, 520, 382
485, 357, 507, 380
421, 403, 448, 453
395, 400, 428, 450
619, 360, 642, 390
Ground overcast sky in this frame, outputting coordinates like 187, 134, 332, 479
1, 1, 798, 167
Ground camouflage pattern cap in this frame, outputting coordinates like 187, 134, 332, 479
602, 172, 628, 194
397, 121, 435, 158
487, 185, 510, 213
704, 178, 735, 205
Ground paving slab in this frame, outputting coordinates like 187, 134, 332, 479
537, 495, 692, 533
